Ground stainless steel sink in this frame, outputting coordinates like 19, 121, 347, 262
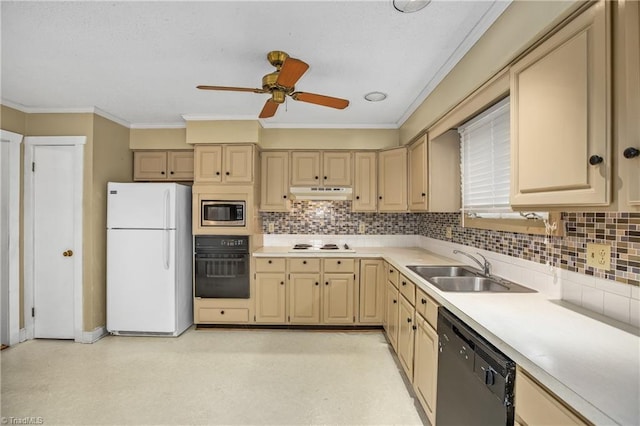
407, 265, 478, 278
406, 265, 536, 293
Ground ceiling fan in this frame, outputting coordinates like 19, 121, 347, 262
197, 50, 349, 119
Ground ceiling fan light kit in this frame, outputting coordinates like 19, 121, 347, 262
197, 50, 349, 119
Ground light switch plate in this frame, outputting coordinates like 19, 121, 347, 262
586, 243, 611, 270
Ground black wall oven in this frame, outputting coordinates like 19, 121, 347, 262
194, 236, 249, 299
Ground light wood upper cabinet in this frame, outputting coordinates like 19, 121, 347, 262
194, 144, 254, 183
510, 1, 611, 207
260, 151, 290, 211
133, 150, 194, 181
618, 0, 640, 208
353, 151, 377, 212
410, 132, 461, 212
290, 151, 352, 187
378, 147, 407, 212
359, 259, 384, 324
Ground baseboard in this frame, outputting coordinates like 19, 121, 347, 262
77, 326, 107, 344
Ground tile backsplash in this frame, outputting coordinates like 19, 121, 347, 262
260, 202, 639, 287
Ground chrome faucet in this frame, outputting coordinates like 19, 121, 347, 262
453, 249, 491, 276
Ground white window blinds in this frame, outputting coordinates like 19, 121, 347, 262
459, 97, 511, 215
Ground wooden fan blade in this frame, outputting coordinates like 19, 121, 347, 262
291, 92, 349, 109
276, 58, 309, 88
259, 99, 279, 118
197, 85, 267, 94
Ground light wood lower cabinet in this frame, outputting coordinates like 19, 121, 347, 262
515, 367, 588, 425
359, 259, 384, 324
385, 280, 400, 351
397, 295, 416, 379
288, 273, 322, 324
413, 314, 438, 425
323, 273, 355, 324
254, 273, 286, 323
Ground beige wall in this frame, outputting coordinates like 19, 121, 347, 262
88, 115, 131, 330
1, 105, 27, 135
130, 127, 189, 150
399, 0, 578, 145
259, 128, 399, 150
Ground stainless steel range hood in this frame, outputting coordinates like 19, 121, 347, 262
289, 187, 353, 201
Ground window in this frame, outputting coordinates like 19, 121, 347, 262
458, 97, 557, 235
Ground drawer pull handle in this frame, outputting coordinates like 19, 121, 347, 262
337, 261, 341, 265
220, 310, 225, 315
268, 260, 272, 264
421, 298, 427, 305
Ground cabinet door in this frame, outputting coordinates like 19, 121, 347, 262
385, 280, 399, 351
359, 259, 384, 324
428, 130, 461, 212
133, 151, 167, 181
224, 145, 253, 183
510, 1, 610, 206
260, 151, 289, 211
288, 273, 321, 324
194, 145, 223, 183
378, 147, 407, 212
255, 273, 286, 323
619, 0, 640, 207
409, 136, 428, 211
323, 151, 352, 186
413, 315, 438, 425
353, 152, 377, 212
397, 296, 415, 379
167, 151, 194, 181
322, 273, 355, 324
290, 151, 321, 186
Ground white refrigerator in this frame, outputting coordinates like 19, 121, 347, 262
106, 182, 193, 336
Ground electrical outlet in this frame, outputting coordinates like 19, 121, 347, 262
268, 222, 275, 233
586, 243, 611, 270
445, 226, 452, 239
359, 223, 366, 234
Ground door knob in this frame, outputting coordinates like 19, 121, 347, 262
63, 250, 74, 257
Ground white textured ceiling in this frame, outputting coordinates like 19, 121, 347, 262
1, 1, 510, 128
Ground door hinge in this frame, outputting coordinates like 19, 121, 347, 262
288, 315, 290, 322
254, 315, 256, 322
32, 162, 35, 172
354, 273, 356, 280
288, 273, 290, 280
254, 273, 256, 280
31, 307, 35, 317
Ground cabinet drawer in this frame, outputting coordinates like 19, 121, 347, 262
324, 258, 355, 273
197, 307, 249, 323
399, 274, 415, 306
515, 367, 587, 425
255, 258, 286, 272
387, 263, 399, 288
416, 288, 439, 330
289, 258, 321, 273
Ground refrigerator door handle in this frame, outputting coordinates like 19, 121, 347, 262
163, 229, 170, 270
163, 189, 170, 230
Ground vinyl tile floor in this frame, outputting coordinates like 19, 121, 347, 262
1, 329, 426, 425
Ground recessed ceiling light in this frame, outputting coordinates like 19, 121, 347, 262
364, 92, 387, 102
393, 0, 431, 13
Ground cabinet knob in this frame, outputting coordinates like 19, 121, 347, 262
170, 171, 174, 175
379, 196, 383, 200
325, 282, 329, 286
315, 176, 319, 180
324, 176, 327, 180
402, 281, 406, 286
421, 298, 427, 305
226, 171, 230, 175
421, 193, 425, 197
407, 318, 412, 323
337, 261, 341, 265
160, 171, 165, 175
623, 147, 640, 159
216, 171, 220, 175
283, 195, 287, 199
220, 310, 225, 315
393, 299, 397, 304
356, 196, 360, 200
280, 281, 284, 285
303, 260, 307, 264
389, 269, 393, 273
589, 155, 603, 165
412, 325, 417, 330
268, 260, 272, 264
315, 282, 319, 286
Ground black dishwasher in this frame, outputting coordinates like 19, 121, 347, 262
436, 308, 516, 426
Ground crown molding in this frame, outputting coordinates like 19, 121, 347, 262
130, 123, 186, 129
258, 121, 399, 130
181, 114, 257, 122
1, 99, 131, 128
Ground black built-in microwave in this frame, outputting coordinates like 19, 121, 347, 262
200, 200, 245, 227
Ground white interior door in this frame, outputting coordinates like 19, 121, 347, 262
0, 141, 10, 345
33, 145, 76, 339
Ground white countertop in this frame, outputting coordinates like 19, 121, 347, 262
253, 246, 640, 425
